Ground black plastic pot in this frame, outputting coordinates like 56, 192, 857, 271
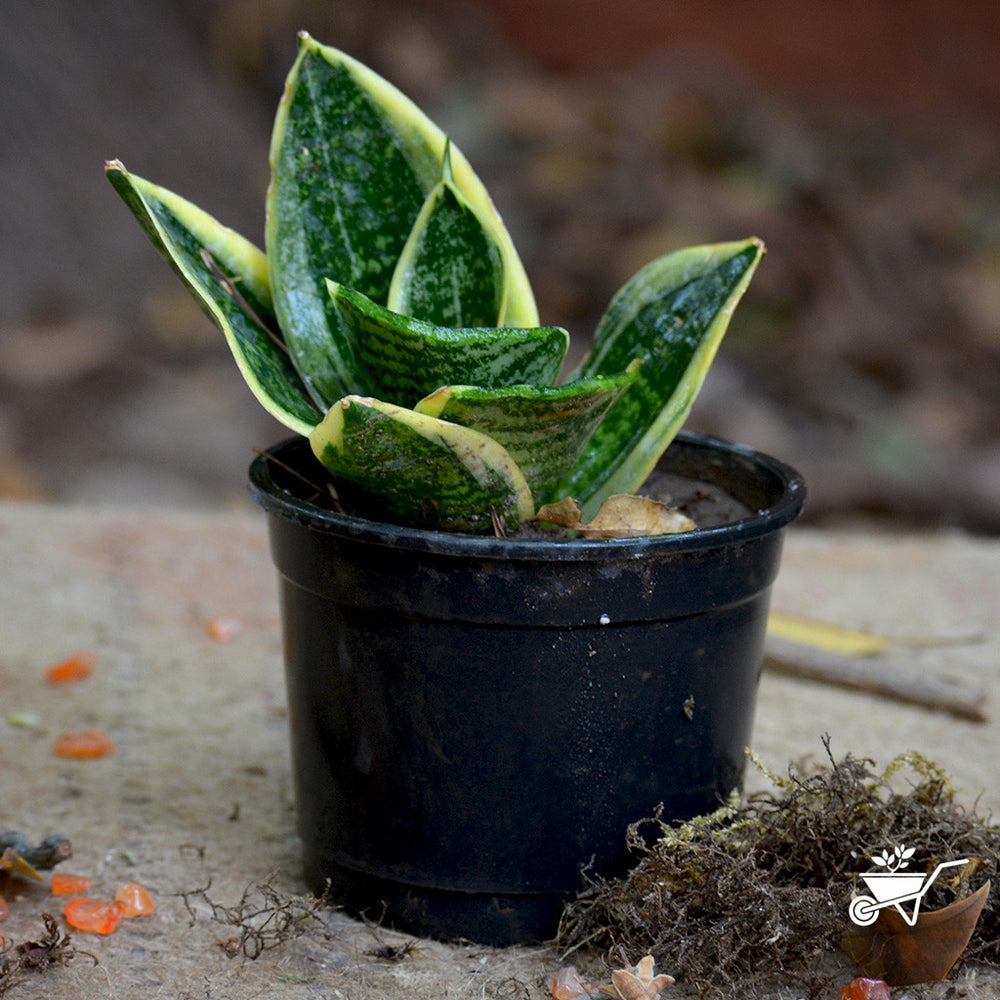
249, 432, 804, 946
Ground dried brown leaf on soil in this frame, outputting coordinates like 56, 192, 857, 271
534, 496, 695, 538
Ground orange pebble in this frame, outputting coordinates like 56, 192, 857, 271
207, 616, 243, 642
53, 728, 116, 759
63, 897, 126, 934
551, 966, 594, 1000
115, 882, 156, 917
841, 979, 891, 1000
51, 872, 93, 896
45, 651, 96, 684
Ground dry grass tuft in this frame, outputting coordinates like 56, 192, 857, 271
558, 736, 1000, 997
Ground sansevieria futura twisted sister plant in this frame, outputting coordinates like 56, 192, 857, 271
107, 32, 764, 534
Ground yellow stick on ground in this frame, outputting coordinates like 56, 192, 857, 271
767, 611, 894, 657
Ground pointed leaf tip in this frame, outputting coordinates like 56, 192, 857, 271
267, 36, 539, 403
563, 237, 765, 514
387, 147, 508, 328
104, 163, 322, 434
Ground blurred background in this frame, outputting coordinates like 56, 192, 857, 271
2, 0, 999, 531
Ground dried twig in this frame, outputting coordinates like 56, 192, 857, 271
0, 833, 72, 871
765, 636, 989, 722
177, 874, 328, 959
199, 248, 289, 355
0, 914, 95, 997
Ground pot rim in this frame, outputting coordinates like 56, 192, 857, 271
248, 431, 805, 561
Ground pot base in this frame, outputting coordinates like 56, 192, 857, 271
310, 859, 568, 946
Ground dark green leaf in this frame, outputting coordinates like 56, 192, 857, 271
562, 238, 765, 514
416, 361, 640, 506
387, 142, 506, 328
327, 280, 568, 408
267, 33, 538, 404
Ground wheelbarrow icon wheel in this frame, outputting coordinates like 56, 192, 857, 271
848, 894, 881, 926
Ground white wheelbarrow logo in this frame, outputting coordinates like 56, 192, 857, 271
849, 844, 968, 927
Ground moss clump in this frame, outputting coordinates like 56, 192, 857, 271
558, 737, 999, 996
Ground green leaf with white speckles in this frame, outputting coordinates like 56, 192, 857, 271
387, 142, 507, 328
309, 395, 534, 533
105, 160, 323, 435
415, 360, 640, 506
563, 238, 765, 515
267, 33, 537, 406
326, 279, 567, 409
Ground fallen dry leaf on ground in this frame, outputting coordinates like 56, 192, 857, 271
550, 955, 674, 1000
0, 849, 44, 882
601, 955, 675, 1000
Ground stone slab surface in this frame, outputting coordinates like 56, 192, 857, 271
1, 502, 998, 997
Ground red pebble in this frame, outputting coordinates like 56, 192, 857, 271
51, 872, 93, 896
63, 897, 126, 934
53, 728, 116, 759
115, 882, 156, 917
841, 978, 891, 1000
45, 651, 96, 684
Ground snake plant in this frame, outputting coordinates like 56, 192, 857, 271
107, 32, 763, 534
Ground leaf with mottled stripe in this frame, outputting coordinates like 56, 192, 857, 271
267, 33, 537, 405
387, 142, 507, 328
416, 361, 640, 506
562, 238, 765, 515
105, 160, 323, 435
326, 280, 568, 408
309, 396, 534, 533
